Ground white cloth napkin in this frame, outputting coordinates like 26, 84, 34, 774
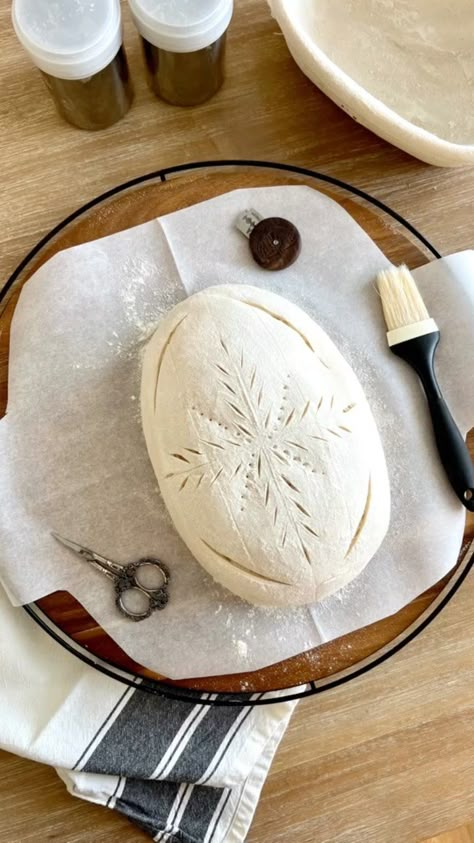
0, 582, 297, 841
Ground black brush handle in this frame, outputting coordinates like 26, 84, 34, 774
392, 331, 474, 512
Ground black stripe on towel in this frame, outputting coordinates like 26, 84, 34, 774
83, 690, 205, 778
115, 779, 183, 839
175, 784, 225, 843
115, 780, 225, 842
169, 703, 244, 783
73, 684, 133, 771
208, 789, 233, 843
200, 699, 261, 785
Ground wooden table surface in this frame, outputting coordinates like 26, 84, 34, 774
1, 1, 473, 841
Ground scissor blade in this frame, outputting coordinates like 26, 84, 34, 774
51, 531, 89, 556
51, 531, 120, 578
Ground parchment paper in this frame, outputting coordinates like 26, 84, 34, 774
0, 186, 473, 679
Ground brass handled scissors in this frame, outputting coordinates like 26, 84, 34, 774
52, 532, 170, 622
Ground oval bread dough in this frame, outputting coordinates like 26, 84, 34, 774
141, 285, 390, 607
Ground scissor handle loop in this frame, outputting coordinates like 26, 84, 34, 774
114, 558, 170, 622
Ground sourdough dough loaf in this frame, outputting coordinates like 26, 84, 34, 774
141, 285, 390, 607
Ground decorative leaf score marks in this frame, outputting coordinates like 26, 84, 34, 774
165, 338, 356, 565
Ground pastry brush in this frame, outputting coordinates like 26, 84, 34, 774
377, 264, 474, 511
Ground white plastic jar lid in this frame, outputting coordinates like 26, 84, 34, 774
12, 0, 122, 80
128, 0, 233, 53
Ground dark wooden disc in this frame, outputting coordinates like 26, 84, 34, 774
1, 167, 472, 695
249, 216, 301, 270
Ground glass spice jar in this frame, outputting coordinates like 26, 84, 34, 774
12, 0, 133, 131
128, 0, 233, 107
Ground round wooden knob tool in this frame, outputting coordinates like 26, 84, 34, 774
249, 216, 301, 270
235, 208, 302, 271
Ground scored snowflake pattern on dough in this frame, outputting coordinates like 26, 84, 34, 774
165, 338, 356, 563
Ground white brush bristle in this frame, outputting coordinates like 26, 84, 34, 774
377, 265, 430, 332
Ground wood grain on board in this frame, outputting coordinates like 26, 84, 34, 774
0, 0, 473, 840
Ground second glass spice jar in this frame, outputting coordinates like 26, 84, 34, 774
129, 0, 233, 107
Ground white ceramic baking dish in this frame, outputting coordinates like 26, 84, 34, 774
269, 0, 474, 167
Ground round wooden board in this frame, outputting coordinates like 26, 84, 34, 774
1, 166, 472, 696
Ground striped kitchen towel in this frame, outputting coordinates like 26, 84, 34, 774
0, 583, 298, 842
